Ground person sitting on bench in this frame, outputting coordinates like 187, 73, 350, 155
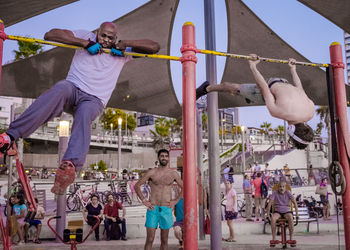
25, 198, 45, 244
103, 193, 127, 241
266, 180, 298, 246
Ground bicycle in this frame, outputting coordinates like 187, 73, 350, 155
105, 180, 132, 206
66, 183, 97, 212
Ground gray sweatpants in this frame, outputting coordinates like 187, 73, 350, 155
7, 80, 104, 171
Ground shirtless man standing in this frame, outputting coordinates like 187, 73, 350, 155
196, 54, 315, 149
135, 149, 183, 250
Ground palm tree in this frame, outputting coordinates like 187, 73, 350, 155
316, 106, 331, 164
260, 122, 271, 134
201, 113, 208, 131
13, 40, 43, 60
150, 117, 172, 151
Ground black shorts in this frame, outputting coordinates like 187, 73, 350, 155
275, 211, 293, 218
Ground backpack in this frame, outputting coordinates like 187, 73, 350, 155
260, 178, 268, 198
110, 221, 121, 240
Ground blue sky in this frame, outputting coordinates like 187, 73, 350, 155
1, 0, 347, 135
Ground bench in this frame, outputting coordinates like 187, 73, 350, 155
263, 206, 319, 234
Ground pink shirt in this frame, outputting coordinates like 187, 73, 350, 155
252, 177, 267, 197
225, 187, 237, 212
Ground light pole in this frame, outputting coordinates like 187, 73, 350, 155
222, 118, 226, 146
56, 114, 70, 241
220, 112, 224, 152
241, 125, 246, 174
110, 123, 113, 143
125, 112, 128, 138
118, 117, 122, 174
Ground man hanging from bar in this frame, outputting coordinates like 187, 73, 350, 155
196, 54, 315, 149
0, 22, 160, 194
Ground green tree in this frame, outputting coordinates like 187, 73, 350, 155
90, 160, 107, 172
316, 106, 331, 164
274, 125, 285, 135
315, 106, 329, 134
100, 108, 136, 132
202, 113, 208, 131
13, 40, 43, 60
260, 122, 271, 134
150, 117, 172, 151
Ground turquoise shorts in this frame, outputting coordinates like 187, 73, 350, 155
145, 206, 173, 229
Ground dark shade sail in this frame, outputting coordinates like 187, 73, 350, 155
298, 0, 350, 34
1, 0, 182, 118
219, 0, 350, 109
0, 0, 78, 27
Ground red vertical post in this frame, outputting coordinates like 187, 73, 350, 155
180, 22, 198, 250
0, 19, 6, 94
330, 42, 350, 249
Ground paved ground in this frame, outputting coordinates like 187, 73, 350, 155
10, 232, 345, 249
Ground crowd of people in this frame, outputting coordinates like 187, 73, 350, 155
219, 161, 333, 244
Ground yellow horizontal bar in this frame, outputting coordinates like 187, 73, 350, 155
7, 34, 180, 61
198, 49, 329, 68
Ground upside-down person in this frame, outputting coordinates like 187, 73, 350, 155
266, 181, 298, 246
196, 54, 315, 149
0, 22, 160, 195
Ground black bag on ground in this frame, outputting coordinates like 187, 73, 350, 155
110, 221, 121, 240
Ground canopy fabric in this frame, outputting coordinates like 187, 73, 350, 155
1, 0, 182, 118
298, 0, 350, 34
0, 0, 78, 27
220, 0, 350, 109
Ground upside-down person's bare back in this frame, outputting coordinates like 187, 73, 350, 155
248, 55, 315, 125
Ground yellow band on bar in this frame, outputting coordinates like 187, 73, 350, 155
7, 34, 180, 61
198, 49, 329, 68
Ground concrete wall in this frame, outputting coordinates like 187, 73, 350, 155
23, 147, 157, 170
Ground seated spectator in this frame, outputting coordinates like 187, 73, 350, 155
25, 198, 45, 243
13, 194, 27, 245
173, 197, 184, 249
83, 194, 103, 241
266, 181, 298, 246
104, 194, 127, 241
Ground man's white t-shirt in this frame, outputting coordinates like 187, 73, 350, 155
66, 30, 132, 106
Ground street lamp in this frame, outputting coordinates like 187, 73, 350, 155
57, 114, 70, 241
241, 125, 246, 174
118, 117, 122, 174
110, 123, 113, 143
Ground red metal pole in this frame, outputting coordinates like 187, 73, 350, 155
330, 42, 350, 249
181, 22, 198, 250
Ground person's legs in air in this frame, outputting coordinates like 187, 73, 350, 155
51, 92, 103, 194
0, 80, 74, 153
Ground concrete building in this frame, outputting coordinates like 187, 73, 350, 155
344, 32, 350, 84
0, 96, 22, 126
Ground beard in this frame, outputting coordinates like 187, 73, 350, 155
159, 159, 168, 167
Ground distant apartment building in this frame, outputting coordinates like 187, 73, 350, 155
345, 32, 350, 84
0, 96, 22, 126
